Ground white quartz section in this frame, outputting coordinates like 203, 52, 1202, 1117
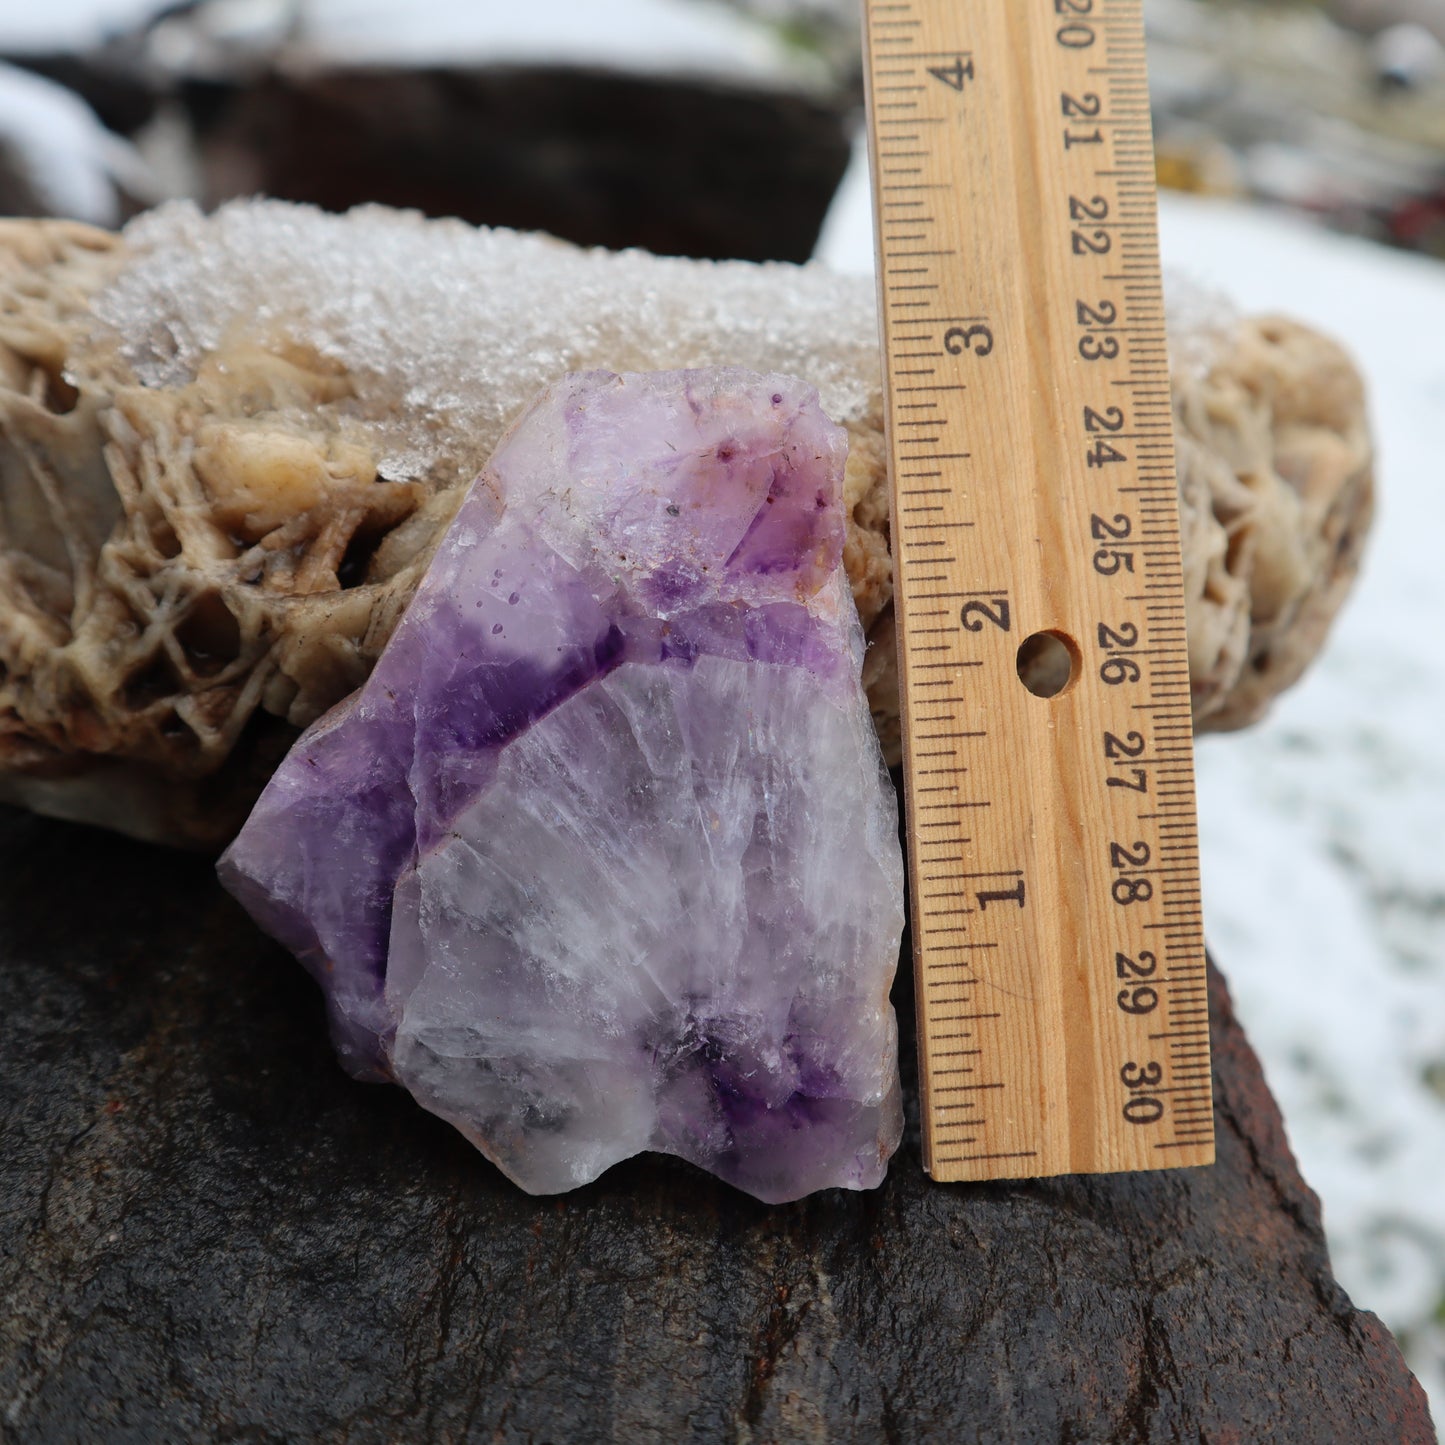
389, 645, 906, 1202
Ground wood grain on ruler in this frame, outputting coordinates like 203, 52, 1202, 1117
862, 0, 1214, 1181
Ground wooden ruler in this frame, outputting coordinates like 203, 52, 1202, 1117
862, 0, 1214, 1181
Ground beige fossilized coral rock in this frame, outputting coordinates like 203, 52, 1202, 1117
0, 201, 1372, 846
1172, 313, 1374, 730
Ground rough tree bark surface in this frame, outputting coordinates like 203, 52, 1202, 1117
0, 807, 1434, 1444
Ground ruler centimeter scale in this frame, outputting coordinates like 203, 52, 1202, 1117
862, 0, 1214, 1180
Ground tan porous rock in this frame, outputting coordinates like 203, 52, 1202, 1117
0, 202, 1373, 844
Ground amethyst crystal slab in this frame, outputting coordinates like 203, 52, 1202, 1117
219, 368, 905, 1203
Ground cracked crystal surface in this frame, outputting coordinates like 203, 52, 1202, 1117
220, 368, 904, 1201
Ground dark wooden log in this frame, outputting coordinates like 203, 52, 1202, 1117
0, 807, 1434, 1443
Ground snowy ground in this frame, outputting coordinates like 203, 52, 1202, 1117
1158, 193, 1445, 1416
820, 152, 1445, 1413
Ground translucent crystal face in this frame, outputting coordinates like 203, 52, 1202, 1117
219, 368, 905, 1203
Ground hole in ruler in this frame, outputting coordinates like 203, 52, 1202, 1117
1016, 631, 1079, 699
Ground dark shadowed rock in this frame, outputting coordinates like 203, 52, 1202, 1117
0, 806, 1434, 1443
192, 66, 854, 263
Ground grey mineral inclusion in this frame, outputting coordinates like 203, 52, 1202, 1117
219, 367, 905, 1203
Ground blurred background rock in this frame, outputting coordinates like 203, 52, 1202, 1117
5, 0, 1445, 255
0, 0, 862, 259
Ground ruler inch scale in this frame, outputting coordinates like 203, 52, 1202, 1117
863, 0, 1214, 1181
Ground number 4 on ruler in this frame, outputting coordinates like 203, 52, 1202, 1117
928, 56, 973, 91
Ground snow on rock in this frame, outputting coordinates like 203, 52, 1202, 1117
288, 0, 833, 89
0, 0, 837, 91
0, 0, 168, 54
0, 61, 149, 226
